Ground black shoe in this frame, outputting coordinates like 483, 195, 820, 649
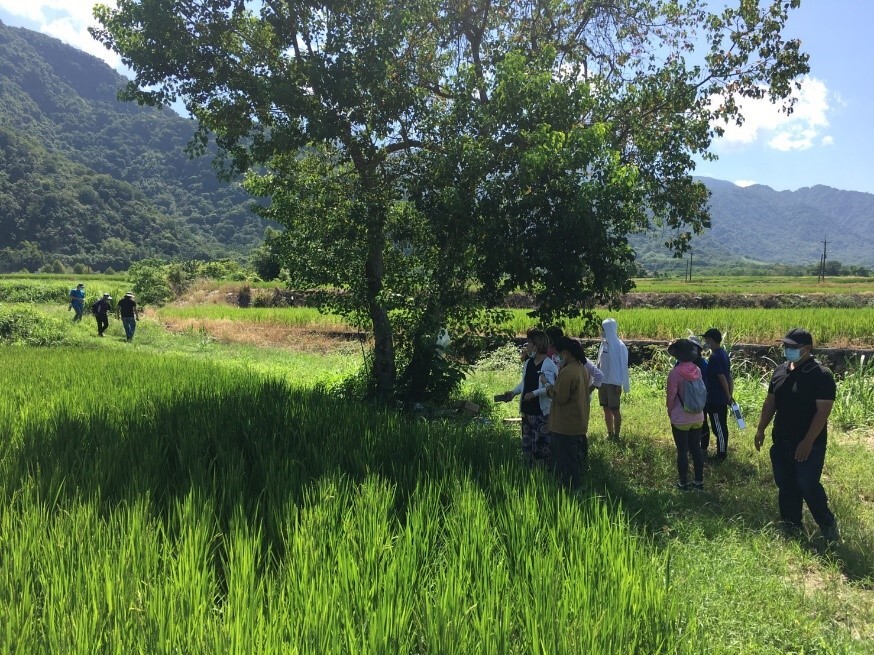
692, 481, 704, 492
675, 481, 692, 491
821, 522, 840, 545
778, 521, 804, 540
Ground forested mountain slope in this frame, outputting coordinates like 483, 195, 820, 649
0, 19, 264, 271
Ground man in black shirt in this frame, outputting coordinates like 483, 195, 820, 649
754, 328, 839, 543
117, 292, 139, 342
92, 293, 112, 337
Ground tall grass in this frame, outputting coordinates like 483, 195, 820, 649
630, 275, 874, 295
831, 355, 874, 431
0, 348, 687, 654
505, 307, 874, 347
157, 305, 349, 329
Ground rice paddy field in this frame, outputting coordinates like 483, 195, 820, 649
630, 275, 874, 295
157, 305, 874, 348
2, 274, 874, 653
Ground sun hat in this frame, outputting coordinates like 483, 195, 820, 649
668, 338, 697, 363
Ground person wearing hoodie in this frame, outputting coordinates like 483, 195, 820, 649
666, 339, 706, 491
501, 330, 559, 467
597, 318, 630, 440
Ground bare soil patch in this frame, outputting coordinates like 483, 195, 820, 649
160, 316, 367, 352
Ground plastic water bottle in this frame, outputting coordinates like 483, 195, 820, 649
731, 403, 746, 429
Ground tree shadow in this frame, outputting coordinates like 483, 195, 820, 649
582, 431, 874, 583
6, 379, 520, 562
7, 384, 871, 584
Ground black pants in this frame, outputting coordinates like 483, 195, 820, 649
672, 424, 704, 485
701, 404, 729, 458
769, 438, 835, 530
96, 315, 109, 335
551, 433, 587, 489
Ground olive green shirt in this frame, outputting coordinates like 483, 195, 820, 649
546, 360, 591, 436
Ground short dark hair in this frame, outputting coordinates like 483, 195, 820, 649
702, 328, 722, 344
545, 325, 564, 342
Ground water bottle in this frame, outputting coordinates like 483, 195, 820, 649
731, 403, 746, 429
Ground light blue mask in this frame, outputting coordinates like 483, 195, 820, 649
784, 347, 802, 363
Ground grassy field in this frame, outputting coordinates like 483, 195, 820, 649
1, 291, 873, 653
1, 340, 873, 653
506, 307, 874, 348
155, 304, 874, 348
631, 275, 874, 295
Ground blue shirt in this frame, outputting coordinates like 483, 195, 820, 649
69, 288, 85, 308
705, 347, 731, 406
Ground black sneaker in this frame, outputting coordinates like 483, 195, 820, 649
692, 481, 704, 492
821, 522, 840, 545
675, 481, 692, 491
778, 521, 804, 540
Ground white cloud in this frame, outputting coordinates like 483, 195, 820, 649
0, 1, 122, 71
821, 135, 834, 146
714, 76, 832, 152
733, 179, 757, 187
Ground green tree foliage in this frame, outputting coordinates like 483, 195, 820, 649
249, 228, 284, 282
0, 126, 206, 271
0, 20, 268, 270
93, 0, 808, 400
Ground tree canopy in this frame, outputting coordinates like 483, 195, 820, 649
93, 0, 808, 400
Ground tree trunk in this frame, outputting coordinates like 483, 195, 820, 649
364, 222, 396, 401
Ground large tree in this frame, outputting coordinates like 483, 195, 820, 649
93, 0, 807, 400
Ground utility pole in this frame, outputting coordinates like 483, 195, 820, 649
818, 236, 828, 282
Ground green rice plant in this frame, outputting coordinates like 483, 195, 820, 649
503, 307, 874, 347
157, 305, 349, 329
831, 355, 874, 431
0, 348, 692, 654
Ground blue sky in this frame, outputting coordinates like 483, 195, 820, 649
2, 1, 872, 194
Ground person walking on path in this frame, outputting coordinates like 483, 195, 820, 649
501, 330, 559, 467
597, 318, 629, 440
701, 328, 734, 461
69, 283, 86, 322
542, 337, 591, 488
92, 293, 112, 337
117, 292, 139, 342
667, 339, 706, 491
754, 328, 839, 543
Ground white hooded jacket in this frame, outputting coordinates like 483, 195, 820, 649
597, 318, 630, 392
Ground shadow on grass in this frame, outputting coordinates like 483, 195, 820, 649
5, 378, 520, 558
584, 430, 874, 583
6, 382, 871, 584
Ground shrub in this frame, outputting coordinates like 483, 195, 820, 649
0, 306, 70, 346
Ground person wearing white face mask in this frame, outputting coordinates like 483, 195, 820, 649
753, 328, 839, 544
500, 330, 559, 467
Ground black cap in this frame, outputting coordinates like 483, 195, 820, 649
668, 338, 697, 363
780, 328, 813, 347
701, 328, 722, 343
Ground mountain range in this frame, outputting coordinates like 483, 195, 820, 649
1, 19, 872, 273
0, 19, 265, 272
632, 177, 874, 271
